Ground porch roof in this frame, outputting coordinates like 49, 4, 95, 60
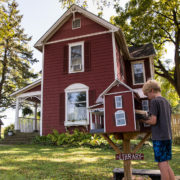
11, 79, 41, 97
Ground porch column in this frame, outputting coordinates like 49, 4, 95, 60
34, 102, 38, 132
15, 97, 20, 131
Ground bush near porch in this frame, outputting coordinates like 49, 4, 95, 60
0, 144, 179, 180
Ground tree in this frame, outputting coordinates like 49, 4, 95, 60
0, 0, 38, 111
112, 0, 180, 97
156, 76, 180, 113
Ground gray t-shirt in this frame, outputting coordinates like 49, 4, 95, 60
149, 96, 172, 140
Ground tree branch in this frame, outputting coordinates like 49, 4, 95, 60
156, 23, 176, 44
155, 59, 175, 86
152, 10, 174, 21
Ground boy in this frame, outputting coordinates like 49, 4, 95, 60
142, 80, 175, 180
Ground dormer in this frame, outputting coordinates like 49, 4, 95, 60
123, 43, 156, 88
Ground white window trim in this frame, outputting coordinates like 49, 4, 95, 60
69, 41, 84, 74
115, 110, 126, 127
131, 60, 146, 85
72, 18, 81, 29
64, 83, 89, 126
115, 95, 122, 109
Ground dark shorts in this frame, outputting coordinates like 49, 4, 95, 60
153, 140, 172, 162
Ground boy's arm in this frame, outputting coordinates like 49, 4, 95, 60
141, 115, 157, 125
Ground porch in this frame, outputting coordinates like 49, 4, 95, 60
10, 79, 41, 134
89, 107, 105, 133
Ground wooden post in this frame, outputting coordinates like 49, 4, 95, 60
123, 134, 132, 180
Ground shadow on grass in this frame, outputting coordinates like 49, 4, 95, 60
0, 144, 179, 180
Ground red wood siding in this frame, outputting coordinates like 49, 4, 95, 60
105, 91, 135, 133
42, 33, 114, 135
48, 13, 108, 42
26, 85, 41, 93
125, 58, 151, 89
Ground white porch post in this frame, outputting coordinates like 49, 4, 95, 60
34, 102, 38, 131
15, 97, 20, 131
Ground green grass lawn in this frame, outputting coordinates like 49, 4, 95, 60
0, 144, 179, 180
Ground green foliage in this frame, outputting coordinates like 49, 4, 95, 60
0, 0, 38, 110
22, 106, 33, 117
4, 124, 14, 135
156, 76, 180, 113
33, 129, 117, 148
33, 135, 54, 146
112, 0, 180, 97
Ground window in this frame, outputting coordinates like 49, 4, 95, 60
69, 42, 84, 73
72, 19, 81, 29
142, 100, 149, 111
67, 91, 87, 121
115, 96, 122, 109
65, 83, 89, 126
115, 110, 126, 126
131, 61, 146, 85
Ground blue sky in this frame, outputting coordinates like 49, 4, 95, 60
2, 0, 174, 127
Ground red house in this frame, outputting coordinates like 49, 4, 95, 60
11, 5, 155, 136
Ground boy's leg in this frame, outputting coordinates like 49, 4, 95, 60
158, 161, 175, 180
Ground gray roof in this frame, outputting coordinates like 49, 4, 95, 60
128, 43, 156, 58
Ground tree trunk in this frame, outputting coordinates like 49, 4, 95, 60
174, 30, 180, 98
0, 44, 8, 105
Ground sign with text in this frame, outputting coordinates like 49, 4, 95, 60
116, 153, 144, 161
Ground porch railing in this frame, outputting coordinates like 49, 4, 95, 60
19, 117, 40, 133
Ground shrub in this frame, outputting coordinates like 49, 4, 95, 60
33, 135, 54, 146
4, 124, 15, 135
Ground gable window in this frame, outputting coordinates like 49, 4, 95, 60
69, 42, 84, 73
115, 96, 122, 109
65, 83, 89, 126
72, 19, 81, 29
115, 110, 126, 126
131, 61, 146, 85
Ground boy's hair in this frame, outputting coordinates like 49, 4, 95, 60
142, 80, 161, 95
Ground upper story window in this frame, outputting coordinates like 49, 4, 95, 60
131, 61, 146, 85
72, 19, 81, 29
115, 110, 126, 126
115, 96, 122, 109
69, 42, 84, 73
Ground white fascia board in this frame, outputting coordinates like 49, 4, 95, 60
97, 79, 134, 100
88, 103, 103, 109
11, 79, 41, 97
34, 4, 119, 51
17, 91, 41, 98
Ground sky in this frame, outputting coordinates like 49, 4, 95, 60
1, 0, 125, 127
1, 0, 174, 127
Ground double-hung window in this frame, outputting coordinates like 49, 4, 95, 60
131, 61, 146, 85
115, 96, 122, 109
115, 110, 126, 126
69, 42, 84, 73
67, 91, 87, 121
65, 83, 89, 126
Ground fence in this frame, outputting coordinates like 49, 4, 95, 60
171, 114, 180, 139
